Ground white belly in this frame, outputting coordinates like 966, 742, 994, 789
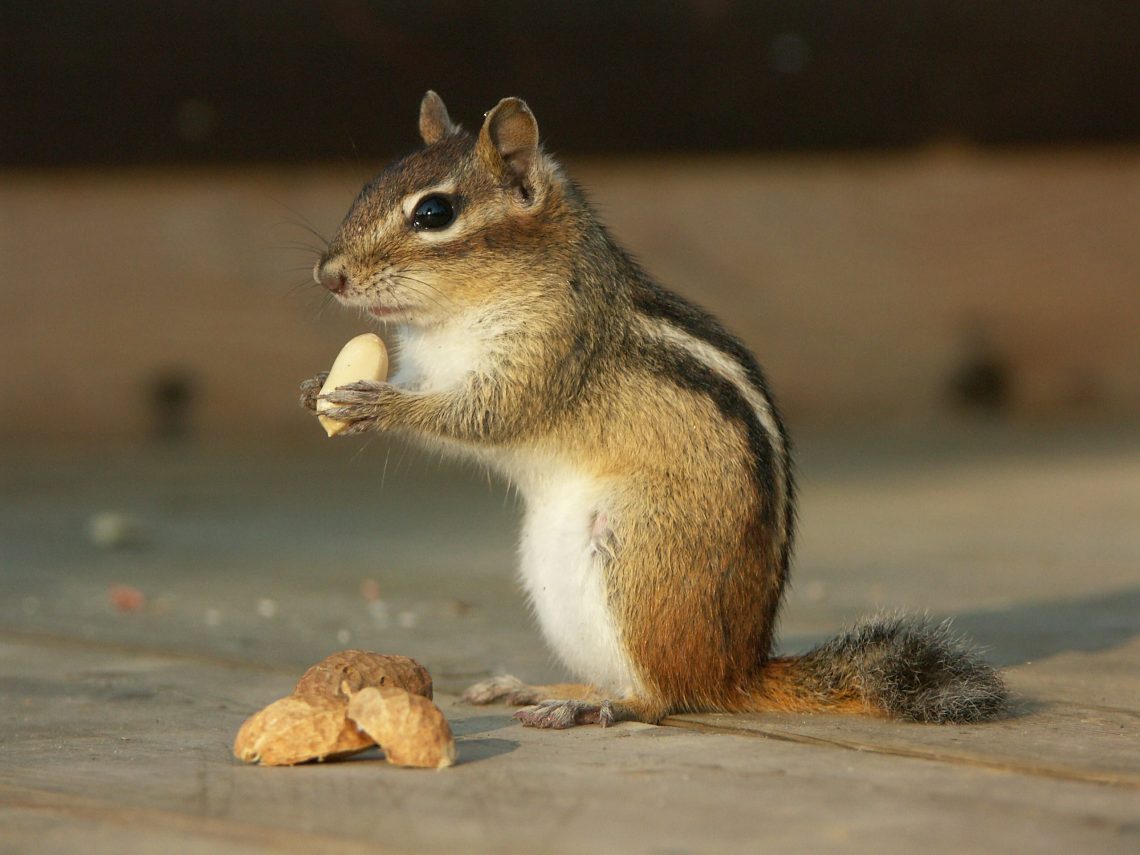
513, 463, 636, 694
388, 323, 636, 692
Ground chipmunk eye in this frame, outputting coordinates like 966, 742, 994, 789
412, 194, 455, 230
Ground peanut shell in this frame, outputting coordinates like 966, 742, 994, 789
233, 694, 374, 766
348, 686, 456, 769
294, 650, 433, 702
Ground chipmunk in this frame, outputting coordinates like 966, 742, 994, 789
300, 92, 1006, 728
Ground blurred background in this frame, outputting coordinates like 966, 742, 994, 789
3, 0, 1139, 442
1, 2, 1137, 674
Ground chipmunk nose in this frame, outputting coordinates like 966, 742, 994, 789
314, 261, 349, 295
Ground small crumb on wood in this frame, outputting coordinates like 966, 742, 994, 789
109, 585, 145, 613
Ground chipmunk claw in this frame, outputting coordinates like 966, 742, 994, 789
298, 372, 330, 411
318, 382, 388, 418
319, 380, 386, 406
333, 379, 386, 394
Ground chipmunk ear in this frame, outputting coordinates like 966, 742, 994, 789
477, 97, 540, 199
419, 91, 459, 145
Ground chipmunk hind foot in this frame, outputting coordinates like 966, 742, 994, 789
463, 675, 664, 728
514, 696, 664, 729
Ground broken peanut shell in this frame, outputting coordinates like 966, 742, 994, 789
294, 650, 433, 702
348, 686, 456, 769
232, 694, 374, 766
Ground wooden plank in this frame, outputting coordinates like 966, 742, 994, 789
0, 785, 394, 855
667, 639, 1140, 788
3, 637, 1139, 855
3, 637, 1139, 854
2, 438, 1138, 852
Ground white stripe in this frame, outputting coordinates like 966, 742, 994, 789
638, 316, 789, 541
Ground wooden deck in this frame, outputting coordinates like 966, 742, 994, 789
2, 426, 1137, 853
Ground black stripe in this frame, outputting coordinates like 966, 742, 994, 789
638, 339, 780, 531
632, 281, 782, 429
638, 337, 790, 657
632, 281, 796, 569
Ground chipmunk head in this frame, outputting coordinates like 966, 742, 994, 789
315, 91, 569, 326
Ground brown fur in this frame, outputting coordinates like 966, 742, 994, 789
529, 683, 604, 703
307, 93, 1006, 728
749, 658, 877, 716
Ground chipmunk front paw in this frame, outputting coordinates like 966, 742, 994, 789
317, 380, 396, 433
298, 371, 330, 411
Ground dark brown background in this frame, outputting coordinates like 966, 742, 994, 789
3, 0, 1138, 167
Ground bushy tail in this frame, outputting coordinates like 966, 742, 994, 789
753, 614, 1007, 723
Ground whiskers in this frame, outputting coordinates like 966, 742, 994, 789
273, 213, 332, 305
275, 211, 332, 253
361, 268, 455, 319
389, 272, 454, 315
278, 239, 327, 257
312, 290, 339, 321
